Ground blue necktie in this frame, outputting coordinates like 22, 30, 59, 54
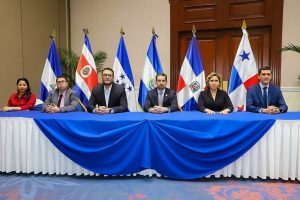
263, 87, 268, 108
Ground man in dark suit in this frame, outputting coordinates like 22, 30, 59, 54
88, 68, 128, 114
42, 75, 79, 113
246, 66, 288, 113
144, 73, 178, 113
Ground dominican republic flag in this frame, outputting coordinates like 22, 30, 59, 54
177, 35, 205, 111
228, 28, 258, 111
113, 35, 137, 111
74, 34, 98, 107
138, 34, 163, 110
40, 38, 62, 101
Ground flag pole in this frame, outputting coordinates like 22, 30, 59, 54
152, 27, 158, 38
192, 25, 196, 37
241, 20, 247, 30
120, 27, 125, 35
49, 30, 56, 40
83, 28, 89, 36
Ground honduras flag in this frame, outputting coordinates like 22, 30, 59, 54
74, 34, 98, 107
40, 38, 62, 101
138, 34, 163, 110
113, 35, 137, 111
228, 26, 258, 111
177, 35, 205, 111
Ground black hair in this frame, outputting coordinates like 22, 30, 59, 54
16, 77, 32, 101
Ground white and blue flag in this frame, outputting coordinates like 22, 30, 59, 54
113, 35, 137, 111
177, 35, 205, 111
40, 38, 62, 101
138, 34, 163, 110
228, 27, 258, 111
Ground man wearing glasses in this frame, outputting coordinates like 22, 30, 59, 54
87, 68, 128, 114
42, 75, 79, 113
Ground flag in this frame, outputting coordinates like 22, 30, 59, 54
138, 34, 163, 110
40, 38, 62, 101
113, 35, 137, 111
228, 28, 258, 111
177, 35, 205, 111
74, 34, 98, 107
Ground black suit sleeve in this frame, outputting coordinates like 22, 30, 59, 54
167, 90, 178, 112
143, 93, 152, 112
87, 90, 97, 113
111, 86, 128, 113
223, 91, 234, 112
198, 91, 206, 112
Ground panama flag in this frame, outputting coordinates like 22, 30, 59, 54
74, 34, 98, 107
40, 38, 62, 101
113, 35, 137, 111
228, 26, 258, 111
177, 35, 205, 111
138, 34, 163, 110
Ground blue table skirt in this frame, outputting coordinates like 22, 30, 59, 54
1, 111, 300, 179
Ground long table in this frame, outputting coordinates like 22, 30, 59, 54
0, 111, 299, 180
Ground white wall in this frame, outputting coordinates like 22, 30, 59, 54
71, 0, 300, 110
70, 0, 170, 86
281, 0, 300, 110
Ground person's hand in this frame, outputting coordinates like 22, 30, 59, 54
2, 107, 10, 112
262, 106, 280, 114
46, 103, 60, 113
204, 108, 215, 115
149, 106, 168, 114
95, 105, 110, 114
219, 109, 230, 115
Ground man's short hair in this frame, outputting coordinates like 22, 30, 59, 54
102, 67, 114, 76
258, 66, 272, 75
56, 75, 68, 82
156, 73, 167, 81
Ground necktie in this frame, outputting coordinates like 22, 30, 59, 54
263, 87, 268, 108
57, 94, 63, 107
158, 91, 163, 106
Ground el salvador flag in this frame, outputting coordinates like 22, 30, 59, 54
113, 35, 137, 111
138, 34, 163, 110
177, 35, 205, 111
40, 38, 62, 101
228, 27, 258, 111
74, 34, 98, 107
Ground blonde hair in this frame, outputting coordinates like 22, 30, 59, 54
206, 72, 222, 88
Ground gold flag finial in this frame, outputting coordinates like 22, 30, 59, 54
241, 20, 247, 29
49, 30, 56, 39
83, 28, 89, 35
192, 25, 196, 36
152, 27, 155, 35
120, 27, 125, 35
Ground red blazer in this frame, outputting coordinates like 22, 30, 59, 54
7, 92, 36, 110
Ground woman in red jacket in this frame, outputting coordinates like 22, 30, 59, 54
2, 78, 36, 111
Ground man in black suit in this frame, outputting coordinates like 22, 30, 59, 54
144, 73, 178, 113
88, 68, 128, 114
246, 66, 288, 113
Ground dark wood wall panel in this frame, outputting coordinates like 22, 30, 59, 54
228, 1, 265, 20
170, 0, 283, 89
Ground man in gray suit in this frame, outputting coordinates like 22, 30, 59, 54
42, 75, 78, 113
88, 68, 128, 114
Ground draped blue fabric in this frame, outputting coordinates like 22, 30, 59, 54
3, 111, 300, 179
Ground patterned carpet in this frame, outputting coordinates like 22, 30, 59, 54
0, 174, 299, 200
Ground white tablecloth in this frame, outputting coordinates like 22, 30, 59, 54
0, 118, 299, 180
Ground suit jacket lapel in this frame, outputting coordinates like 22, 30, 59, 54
256, 85, 264, 105
153, 89, 159, 106
100, 85, 106, 106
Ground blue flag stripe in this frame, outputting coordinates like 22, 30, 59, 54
186, 36, 203, 77
117, 36, 134, 85
147, 36, 163, 73
228, 65, 243, 93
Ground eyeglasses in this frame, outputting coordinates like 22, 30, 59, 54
57, 80, 66, 84
102, 74, 112, 77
